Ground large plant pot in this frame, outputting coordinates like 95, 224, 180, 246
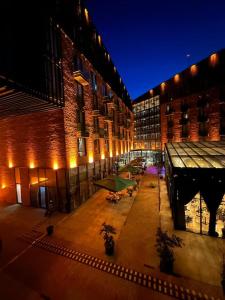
221, 279, 225, 294
105, 240, 114, 256
160, 259, 173, 274
46, 225, 54, 236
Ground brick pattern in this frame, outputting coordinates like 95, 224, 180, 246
161, 88, 221, 149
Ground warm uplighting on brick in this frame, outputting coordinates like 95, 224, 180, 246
88, 155, 94, 163
101, 153, 105, 160
1, 184, 6, 189
210, 53, 218, 66
98, 35, 101, 45
174, 74, 180, 83
70, 159, 77, 168
190, 64, 198, 76
8, 161, 13, 168
29, 162, 35, 169
84, 8, 89, 23
53, 162, 59, 170
161, 82, 166, 92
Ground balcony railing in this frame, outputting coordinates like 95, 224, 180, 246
73, 69, 90, 86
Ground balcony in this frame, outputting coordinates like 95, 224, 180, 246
73, 70, 89, 86
104, 114, 113, 122
103, 95, 113, 103
92, 109, 100, 116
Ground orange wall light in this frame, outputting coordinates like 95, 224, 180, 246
174, 74, 180, 83
161, 82, 166, 92
210, 53, 218, 66
53, 162, 59, 170
8, 161, 13, 168
190, 64, 198, 76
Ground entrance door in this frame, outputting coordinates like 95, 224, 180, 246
16, 184, 22, 204
39, 187, 47, 209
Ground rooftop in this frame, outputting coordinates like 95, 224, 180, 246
166, 141, 225, 169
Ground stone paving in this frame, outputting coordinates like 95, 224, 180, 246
0, 166, 224, 299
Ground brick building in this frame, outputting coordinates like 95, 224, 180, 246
133, 49, 225, 154
0, 0, 133, 211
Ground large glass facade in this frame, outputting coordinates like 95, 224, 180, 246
133, 95, 161, 150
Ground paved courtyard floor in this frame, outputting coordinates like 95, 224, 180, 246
0, 166, 224, 299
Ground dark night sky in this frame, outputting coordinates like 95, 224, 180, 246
84, 0, 225, 100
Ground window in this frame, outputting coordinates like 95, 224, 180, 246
105, 139, 109, 152
90, 72, 97, 91
78, 138, 86, 157
76, 82, 84, 107
93, 117, 99, 132
94, 139, 100, 154
102, 84, 107, 97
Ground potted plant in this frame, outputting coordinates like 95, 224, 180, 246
149, 182, 156, 188
155, 227, 183, 274
221, 254, 225, 295
46, 225, 54, 236
100, 222, 116, 256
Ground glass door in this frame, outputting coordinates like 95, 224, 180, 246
16, 184, 22, 204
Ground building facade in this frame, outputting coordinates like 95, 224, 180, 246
0, 0, 133, 211
133, 49, 225, 153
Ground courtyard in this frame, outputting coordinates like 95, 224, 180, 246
0, 166, 223, 299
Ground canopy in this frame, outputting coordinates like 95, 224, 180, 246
94, 175, 136, 192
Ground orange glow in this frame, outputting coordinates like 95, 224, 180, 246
29, 162, 35, 169
174, 74, 180, 83
210, 53, 218, 66
98, 35, 101, 45
84, 8, 89, 23
190, 64, 197, 76
8, 161, 13, 168
161, 82, 166, 92
70, 159, 77, 168
1, 184, 6, 189
110, 152, 113, 158
116, 151, 119, 156
149, 89, 154, 96
89, 155, 94, 163
30, 177, 48, 185
53, 162, 59, 170
101, 153, 105, 160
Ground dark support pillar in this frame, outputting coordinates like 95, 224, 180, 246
174, 201, 186, 230
208, 209, 218, 237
